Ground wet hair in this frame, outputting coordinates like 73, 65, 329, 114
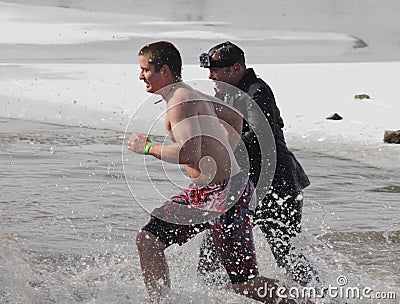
138, 41, 182, 79
208, 41, 245, 66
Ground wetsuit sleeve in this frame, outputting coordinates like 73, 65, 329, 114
242, 84, 277, 146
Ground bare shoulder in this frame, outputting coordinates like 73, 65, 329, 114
166, 87, 198, 123
172, 84, 214, 104
171, 86, 193, 104
171, 85, 211, 106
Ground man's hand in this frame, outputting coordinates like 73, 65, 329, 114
128, 132, 150, 154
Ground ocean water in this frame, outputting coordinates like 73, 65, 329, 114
1, 118, 399, 304
1, 1, 399, 303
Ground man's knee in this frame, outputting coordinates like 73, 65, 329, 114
136, 229, 165, 254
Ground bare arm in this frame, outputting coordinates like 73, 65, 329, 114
129, 101, 202, 164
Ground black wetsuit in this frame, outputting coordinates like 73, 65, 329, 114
198, 68, 318, 286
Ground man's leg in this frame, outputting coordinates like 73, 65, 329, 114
211, 201, 299, 303
137, 194, 209, 303
208, 179, 297, 303
261, 225, 318, 286
197, 172, 252, 285
197, 231, 226, 285
254, 192, 319, 286
136, 230, 169, 303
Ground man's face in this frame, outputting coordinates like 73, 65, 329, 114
207, 54, 236, 93
208, 66, 236, 93
139, 55, 165, 94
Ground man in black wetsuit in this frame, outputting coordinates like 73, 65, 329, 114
197, 41, 319, 287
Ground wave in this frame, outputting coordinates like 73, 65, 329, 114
317, 230, 400, 244
0, 234, 260, 304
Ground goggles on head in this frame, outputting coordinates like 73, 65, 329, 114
199, 53, 236, 68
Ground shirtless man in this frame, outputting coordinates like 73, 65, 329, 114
128, 41, 296, 304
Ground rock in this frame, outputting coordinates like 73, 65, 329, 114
326, 113, 343, 120
353, 38, 368, 49
384, 130, 400, 144
354, 94, 370, 100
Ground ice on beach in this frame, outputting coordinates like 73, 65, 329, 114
1, 62, 399, 146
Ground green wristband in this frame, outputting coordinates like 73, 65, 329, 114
144, 141, 153, 155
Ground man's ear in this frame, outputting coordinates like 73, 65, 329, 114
160, 64, 169, 75
232, 63, 242, 75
